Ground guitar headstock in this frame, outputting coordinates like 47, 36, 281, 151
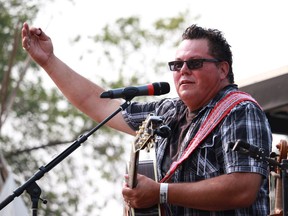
133, 114, 164, 152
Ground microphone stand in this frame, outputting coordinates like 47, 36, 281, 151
0, 100, 132, 215
229, 140, 288, 216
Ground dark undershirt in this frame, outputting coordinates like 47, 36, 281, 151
162, 108, 198, 175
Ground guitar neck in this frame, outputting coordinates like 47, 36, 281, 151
128, 147, 140, 188
274, 177, 283, 214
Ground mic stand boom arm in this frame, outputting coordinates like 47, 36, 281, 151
0, 100, 132, 215
229, 140, 288, 216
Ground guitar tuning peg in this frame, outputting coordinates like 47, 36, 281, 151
155, 125, 171, 138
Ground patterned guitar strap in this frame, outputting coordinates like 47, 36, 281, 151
160, 91, 261, 183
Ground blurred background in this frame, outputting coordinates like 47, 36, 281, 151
0, 0, 287, 215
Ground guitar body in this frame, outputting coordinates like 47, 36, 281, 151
128, 160, 161, 216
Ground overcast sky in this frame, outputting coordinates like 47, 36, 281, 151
34, 0, 288, 86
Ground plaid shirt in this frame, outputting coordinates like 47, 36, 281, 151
122, 85, 272, 216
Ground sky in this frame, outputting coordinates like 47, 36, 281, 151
34, 0, 288, 88
27, 0, 288, 214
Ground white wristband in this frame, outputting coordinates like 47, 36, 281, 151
159, 183, 168, 204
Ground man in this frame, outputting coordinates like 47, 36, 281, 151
22, 23, 272, 215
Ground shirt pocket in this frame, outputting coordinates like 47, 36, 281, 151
184, 141, 221, 180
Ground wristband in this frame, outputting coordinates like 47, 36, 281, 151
159, 183, 168, 204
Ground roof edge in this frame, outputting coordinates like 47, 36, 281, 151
238, 65, 288, 87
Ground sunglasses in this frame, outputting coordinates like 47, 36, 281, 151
168, 58, 220, 71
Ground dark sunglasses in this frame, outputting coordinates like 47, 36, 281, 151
168, 58, 220, 71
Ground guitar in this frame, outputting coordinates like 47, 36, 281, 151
270, 140, 288, 216
125, 114, 169, 216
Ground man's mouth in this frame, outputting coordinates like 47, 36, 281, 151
180, 80, 195, 86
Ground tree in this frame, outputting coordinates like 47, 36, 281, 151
0, 1, 195, 214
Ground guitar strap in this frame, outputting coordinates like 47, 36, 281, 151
160, 91, 261, 183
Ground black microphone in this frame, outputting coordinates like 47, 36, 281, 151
100, 82, 170, 99
229, 139, 268, 160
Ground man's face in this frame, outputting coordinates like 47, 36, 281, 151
173, 39, 228, 111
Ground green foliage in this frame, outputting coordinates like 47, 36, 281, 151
0, 0, 38, 74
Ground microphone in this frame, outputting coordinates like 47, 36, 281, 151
229, 140, 268, 160
100, 82, 170, 99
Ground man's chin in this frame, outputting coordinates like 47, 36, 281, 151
178, 91, 194, 101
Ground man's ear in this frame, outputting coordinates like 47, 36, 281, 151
219, 61, 230, 80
